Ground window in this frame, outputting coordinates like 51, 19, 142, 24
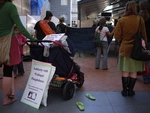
72, 0, 77, 4
61, 0, 68, 5
72, 4, 77, 12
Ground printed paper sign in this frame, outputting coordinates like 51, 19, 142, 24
21, 60, 55, 109
43, 33, 65, 41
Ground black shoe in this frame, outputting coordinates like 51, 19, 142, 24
121, 90, 128, 97
128, 90, 135, 97
18, 73, 24, 76
128, 77, 136, 97
121, 77, 129, 97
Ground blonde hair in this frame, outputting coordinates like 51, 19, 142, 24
125, 1, 138, 14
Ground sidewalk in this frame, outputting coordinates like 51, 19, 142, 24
0, 52, 150, 113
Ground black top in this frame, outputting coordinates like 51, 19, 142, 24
106, 25, 113, 45
34, 21, 56, 40
48, 21, 56, 32
56, 23, 66, 33
145, 18, 150, 42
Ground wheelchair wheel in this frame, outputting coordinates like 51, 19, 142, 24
63, 81, 75, 100
76, 72, 84, 88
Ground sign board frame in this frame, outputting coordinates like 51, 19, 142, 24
21, 60, 55, 109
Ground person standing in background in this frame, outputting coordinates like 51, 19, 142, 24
92, 18, 99, 27
56, 17, 67, 34
13, 26, 27, 78
95, 17, 114, 70
139, 0, 150, 84
114, 1, 147, 97
34, 11, 56, 40
0, 0, 36, 105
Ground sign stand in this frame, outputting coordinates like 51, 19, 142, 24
21, 60, 56, 109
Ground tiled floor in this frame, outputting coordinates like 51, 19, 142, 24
0, 51, 150, 113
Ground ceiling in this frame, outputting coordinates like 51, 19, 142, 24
78, 0, 138, 20
78, 0, 114, 20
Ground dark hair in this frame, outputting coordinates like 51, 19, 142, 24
44, 11, 53, 20
0, 0, 12, 7
14, 25, 17, 30
146, 0, 150, 13
139, 1, 150, 21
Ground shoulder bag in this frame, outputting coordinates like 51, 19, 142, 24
0, 26, 14, 64
130, 17, 150, 61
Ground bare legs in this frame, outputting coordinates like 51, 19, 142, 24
2, 76, 17, 105
10, 74, 15, 96
122, 71, 137, 78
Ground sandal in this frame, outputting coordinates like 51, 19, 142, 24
86, 93, 96, 100
7, 94, 15, 99
76, 102, 85, 111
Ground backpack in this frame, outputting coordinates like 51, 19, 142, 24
56, 25, 61, 34
93, 30, 106, 47
93, 33, 102, 47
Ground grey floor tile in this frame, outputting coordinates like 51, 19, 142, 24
25, 106, 55, 113
113, 105, 150, 113
57, 105, 115, 113
0, 91, 29, 113
0, 91, 150, 113
71, 91, 111, 106
106, 92, 150, 106
132, 92, 150, 105
46, 90, 111, 106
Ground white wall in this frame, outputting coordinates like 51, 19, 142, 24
20, 15, 59, 35
20, 15, 59, 28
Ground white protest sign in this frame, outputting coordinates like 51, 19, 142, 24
21, 60, 56, 109
41, 63, 56, 106
43, 33, 65, 41
42, 33, 65, 47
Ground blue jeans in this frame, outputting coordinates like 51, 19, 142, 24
143, 42, 150, 83
143, 60, 150, 84
95, 41, 108, 69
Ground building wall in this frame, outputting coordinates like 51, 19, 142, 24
13, 0, 30, 15
49, 0, 71, 25
13, 0, 50, 16
12, 0, 78, 27
12, 0, 144, 27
